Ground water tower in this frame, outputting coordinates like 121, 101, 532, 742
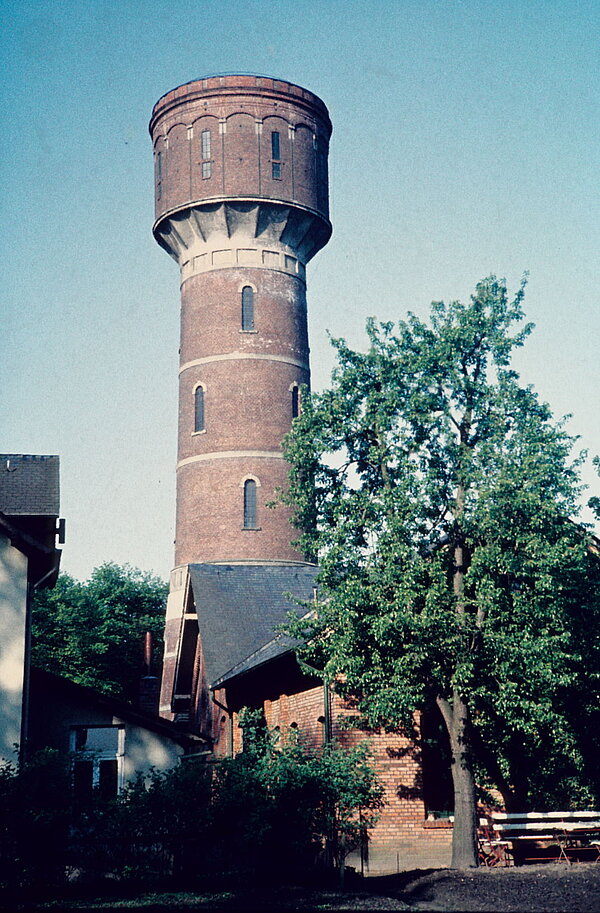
150, 75, 332, 568
150, 76, 331, 724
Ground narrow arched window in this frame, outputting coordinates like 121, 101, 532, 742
271, 131, 281, 160
241, 286, 254, 331
271, 131, 281, 179
156, 150, 162, 198
291, 385, 299, 419
194, 386, 205, 432
201, 129, 211, 178
243, 479, 257, 528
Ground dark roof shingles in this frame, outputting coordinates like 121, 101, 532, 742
188, 564, 318, 687
0, 455, 60, 516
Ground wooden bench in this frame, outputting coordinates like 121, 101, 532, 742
489, 811, 600, 865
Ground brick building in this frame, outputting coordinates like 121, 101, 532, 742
151, 74, 452, 872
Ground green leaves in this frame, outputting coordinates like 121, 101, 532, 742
31, 563, 168, 701
284, 276, 600, 811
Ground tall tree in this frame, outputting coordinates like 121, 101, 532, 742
31, 563, 167, 701
283, 277, 600, 868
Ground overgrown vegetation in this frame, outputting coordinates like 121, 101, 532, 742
31, 563, 167, 702
0, 719, 381, 898
283, 277, 600, 868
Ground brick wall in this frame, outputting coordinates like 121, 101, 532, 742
151, 77, 330, 568
174, 264, 310, 566
216, 682, 452, 872
150, 75, 331, 223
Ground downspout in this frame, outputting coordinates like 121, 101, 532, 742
323, 677, 332, 744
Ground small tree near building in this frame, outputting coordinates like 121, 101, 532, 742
283, 277, 600, 868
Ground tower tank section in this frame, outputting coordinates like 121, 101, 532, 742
149, 75, 332, 566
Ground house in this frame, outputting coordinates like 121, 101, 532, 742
165, 561, 454, 872
28, 667, 203, 798
0, 453, 205, 787
0, 454, 63, 763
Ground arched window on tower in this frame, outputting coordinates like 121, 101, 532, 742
201, 129, 211, 179
243, 479, 257, 529
241, 286, 254, 331
271, 131, 281, 179
291, 384, 300, 419
156, 149, 162, 199
194, 385, 205, 432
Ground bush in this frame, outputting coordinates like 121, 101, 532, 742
0, 732, 381, 891
0, 724, 381, 896
0, 750, 72, 893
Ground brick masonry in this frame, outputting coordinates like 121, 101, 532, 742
213, 684, 451, 872
150, 75, 330, 568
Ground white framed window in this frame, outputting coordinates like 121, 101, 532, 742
201, 129, 212, 178
71, 725, 125, 801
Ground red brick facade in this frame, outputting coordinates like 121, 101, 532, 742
150, 75, 331, 224
175, 266, 310, 565
149, 75, 330, 567
213, 682, 452, 872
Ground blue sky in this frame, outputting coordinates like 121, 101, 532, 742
2, 0, 599, 581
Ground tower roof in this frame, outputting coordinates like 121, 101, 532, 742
150, 73, 331, 135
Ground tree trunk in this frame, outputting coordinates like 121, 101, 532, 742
437, 693, 479, 869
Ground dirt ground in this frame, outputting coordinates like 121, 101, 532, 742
4, 864, 600, 912
353, 863, 600, 911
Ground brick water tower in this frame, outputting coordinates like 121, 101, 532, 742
150, 76, 332, 723
150, 75, 332, 567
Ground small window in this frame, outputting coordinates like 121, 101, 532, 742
271, 131, 280, 161
156, 150, 162, 198
194, 386, 205, 432
201, 130, 211, 179
243, 479, 257, 529
241, 286, 254, 330
291, 385, 299, 419
71, 726, 123, 804
271, 131, 281, 179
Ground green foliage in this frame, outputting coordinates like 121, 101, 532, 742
0, 731, 381, 894
232, 710, 383, 871
0, 750, 72, 892
589, 456, 600, 522
283, 277, 600, 863
31, 563, 168, 702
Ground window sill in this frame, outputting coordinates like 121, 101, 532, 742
239, 329, 258, 334
241, 526, 261, 531
192, 430, 207, 436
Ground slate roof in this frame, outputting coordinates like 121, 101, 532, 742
212, 631, 297, 688
0, 455, 60, 516
188, 563, 319, 687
